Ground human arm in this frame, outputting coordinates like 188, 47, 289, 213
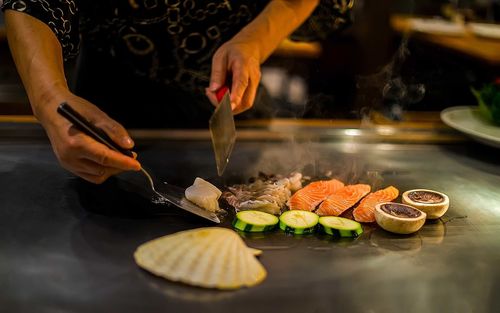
4, 10, 140, 183
206, 0, 320, 114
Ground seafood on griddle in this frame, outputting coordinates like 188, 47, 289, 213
353, 186, 399, 223
316, 184, 371, 216
222, 172, 303, 215
287, 179, 345, 212
185, 177, 222, 212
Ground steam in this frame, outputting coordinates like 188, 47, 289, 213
356, 37, 426, 121
248, 2, 427, 184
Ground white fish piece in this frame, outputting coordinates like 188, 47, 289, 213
185, 177, 222, 212
286, 172, 303, 193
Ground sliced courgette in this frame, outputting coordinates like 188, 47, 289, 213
232, 210, 279, 232
318, 216, 363, 237
279, 210, 319, 235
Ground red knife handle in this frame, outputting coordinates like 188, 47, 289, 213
215, 86, 230, 103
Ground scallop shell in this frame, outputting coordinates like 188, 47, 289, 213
134, 227, 267, 290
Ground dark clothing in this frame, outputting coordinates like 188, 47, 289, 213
73, 43, 275, 128
3, 0, 269, 92
2, 0, 351, 128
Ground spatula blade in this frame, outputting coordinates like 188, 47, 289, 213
209, 89, 236, 176
156, 183, 221, 223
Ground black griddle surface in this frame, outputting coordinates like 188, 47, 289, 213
1, 134, 500, 313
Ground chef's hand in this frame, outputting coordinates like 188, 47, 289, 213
206, 39, 261, 114
39, 91, 141, 184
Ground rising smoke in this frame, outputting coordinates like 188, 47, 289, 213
356, 37, 426, 122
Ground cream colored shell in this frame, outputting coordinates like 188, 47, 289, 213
134, 227, 267, 290
402, 189, 449, 219
375, 202, 426, 235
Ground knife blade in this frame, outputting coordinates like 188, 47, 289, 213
209, 86, 236, 176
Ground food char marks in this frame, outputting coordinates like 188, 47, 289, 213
353, 186, 399, 223
287, 179, 344, 211
316, 184, 371, 216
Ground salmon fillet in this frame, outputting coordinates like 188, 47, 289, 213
316, 184, 371, 216
353, 186, 399, 222
287, 179, 344, 211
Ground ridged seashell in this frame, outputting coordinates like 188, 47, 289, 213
134, 227, 266, 289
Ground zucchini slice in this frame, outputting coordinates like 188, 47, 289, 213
279, 210, 319, 235
319, 216, 363, 237
233, 210, 279, 232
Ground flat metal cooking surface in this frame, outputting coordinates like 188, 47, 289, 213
1, 126, 500, 313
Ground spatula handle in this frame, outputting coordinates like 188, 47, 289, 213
57, 102, 134, 158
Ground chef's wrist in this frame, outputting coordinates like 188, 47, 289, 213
228, 35, 263, 63
30, 81, 71, 122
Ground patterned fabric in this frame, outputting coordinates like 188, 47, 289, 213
2, 0, 80, 58
291, 0, 354, 41
2, 1, 352, 92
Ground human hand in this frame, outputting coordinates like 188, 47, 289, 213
206, 40, 261, 114
38, 92, 141, 184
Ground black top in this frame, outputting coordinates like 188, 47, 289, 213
2, 0, 352, 127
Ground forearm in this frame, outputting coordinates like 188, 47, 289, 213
232, 0, 320, 63
5, 10, 69, 120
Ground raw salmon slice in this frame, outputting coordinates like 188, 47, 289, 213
287, 179, 344, 211
316, 184, 371, 216
353, 186, 399, 223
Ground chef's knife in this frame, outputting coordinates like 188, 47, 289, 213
57, 102, 220, 223
209, 86, 236, 176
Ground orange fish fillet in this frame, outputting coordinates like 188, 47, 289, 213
316, 184, 371, 216
353, 186, 399, 223
287, 179, 345, 211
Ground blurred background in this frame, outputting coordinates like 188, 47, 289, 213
0, 0, 499, 120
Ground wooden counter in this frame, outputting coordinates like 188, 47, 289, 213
391, 15, 500, 66
0, 112, 465, 145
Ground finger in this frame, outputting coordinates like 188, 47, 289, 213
74, 166, 126, 184
233, 69, 259, 115
74, 158, 106, 176
209, 51, 228, 92
93, 115, 135, 150
74, 171, 109, 185
205, 88, 219, 107
230, 62, 250, 111
79, 137, 141, 171
74, 158, 128, 177
66, 128, 141, 171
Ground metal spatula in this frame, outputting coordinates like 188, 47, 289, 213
57, 102, 220, 223
209, 86, 236, 176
